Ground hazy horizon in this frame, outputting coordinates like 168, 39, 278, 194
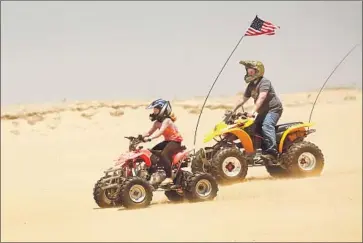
1, 1, 362, 106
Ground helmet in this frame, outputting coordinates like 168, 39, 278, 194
146, 98, 172, 122
239, 60, 265, 83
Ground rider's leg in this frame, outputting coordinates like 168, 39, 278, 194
150, 141, 169, 165
159, 141, 182, 186
260, 111, 282, 159
151, 140, 169, 150
254, 114, 264, 136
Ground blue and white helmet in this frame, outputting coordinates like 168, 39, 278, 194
146, 98, 172, 122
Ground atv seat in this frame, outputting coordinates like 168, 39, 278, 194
149, 145, 186, 157
275, 122, 303, 133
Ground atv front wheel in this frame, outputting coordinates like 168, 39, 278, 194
191, 156, 207, 173
184, 172, 218, 202
118, 177, 153, 209
211, 147, 248, 184
282, 141, 324, 177
191, 148, 212, 174
93, 175, 123, 208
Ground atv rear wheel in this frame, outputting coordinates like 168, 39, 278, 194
282, 141, 324, 177
118, 177, 153, 209
93, 175, 123, 208
184, 172, 218, 202
211, 147, 248, 184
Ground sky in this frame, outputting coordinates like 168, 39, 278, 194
1, 1, 362, 105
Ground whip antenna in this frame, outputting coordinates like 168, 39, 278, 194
192, 33, 247, 152
308, 42, 361, 123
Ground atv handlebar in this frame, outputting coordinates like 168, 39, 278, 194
124, 135, 151, 151
125, 136, 143, 151
223, 111, 255, 124
124, 136, 142, 143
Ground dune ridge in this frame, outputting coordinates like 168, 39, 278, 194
2, 88, 360, 126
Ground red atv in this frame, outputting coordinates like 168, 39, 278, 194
93, 136, 219, 209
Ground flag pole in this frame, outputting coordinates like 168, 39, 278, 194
192, 17, 255, 152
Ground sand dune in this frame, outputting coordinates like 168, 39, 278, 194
1, 88, 362, 242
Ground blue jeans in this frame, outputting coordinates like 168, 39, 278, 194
255, 111, 282, 154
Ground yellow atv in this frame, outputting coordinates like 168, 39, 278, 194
191, 110, 325, 184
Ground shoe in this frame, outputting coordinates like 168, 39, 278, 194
261, 149, 278, 161
261, 153, 277, 161
160, 178, 173, 186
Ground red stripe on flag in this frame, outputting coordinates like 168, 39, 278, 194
244, 16, 279, 36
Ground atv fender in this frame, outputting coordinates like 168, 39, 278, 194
172, 151, 190, 165
115, 149, 153, 167
278, 123, 314, 153
204, 122, 229, 143
221, 128, 254, 153
203, 122, 254, 153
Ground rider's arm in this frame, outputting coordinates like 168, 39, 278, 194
233, 96, 249, 112
233, 86, 251, 112
149, 118, 171, 140
251, 92, 268, 114
142, 122, 158, 137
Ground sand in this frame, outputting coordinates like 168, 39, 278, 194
1, 88, 362, 242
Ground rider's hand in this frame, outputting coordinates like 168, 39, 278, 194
225, 110, 233, 115
246, 112, 256, 118
142, 136, 152, 142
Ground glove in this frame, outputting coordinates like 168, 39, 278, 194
138, 134, 151, 142
224, 110, 233, 116
245, 112, 257, 118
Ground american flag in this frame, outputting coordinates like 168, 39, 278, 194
245, 15, 279, 36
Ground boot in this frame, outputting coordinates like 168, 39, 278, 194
160, 177, 173, 186
261, 148, 279, 161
